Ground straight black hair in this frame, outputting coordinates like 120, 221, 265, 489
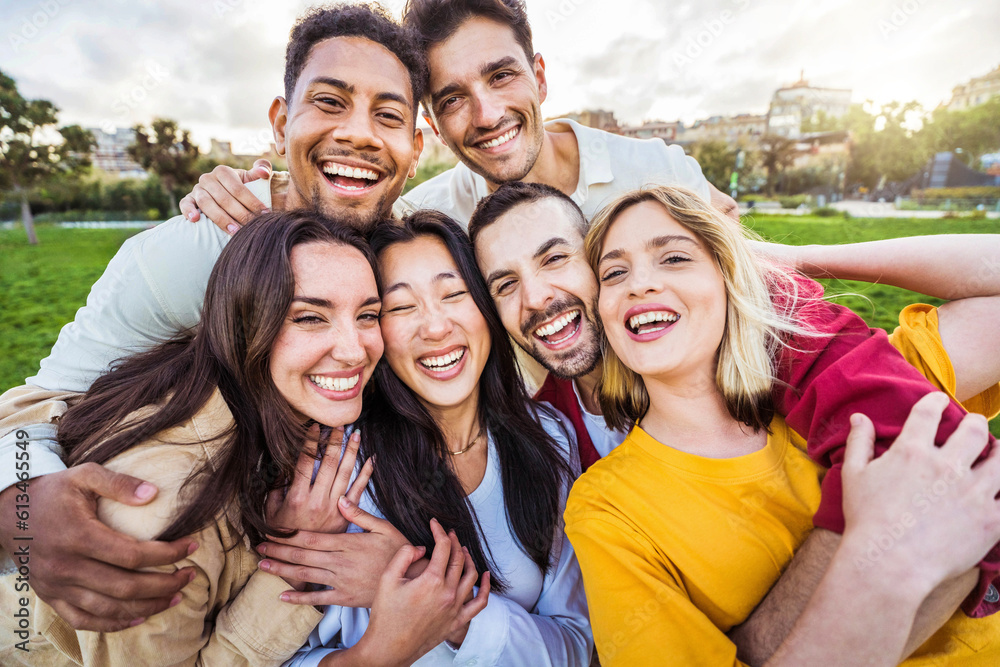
363, 210, 573, 591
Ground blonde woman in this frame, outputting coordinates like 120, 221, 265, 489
564, 186, 1000, 666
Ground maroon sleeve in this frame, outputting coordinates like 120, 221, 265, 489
771, 272, 1000, 617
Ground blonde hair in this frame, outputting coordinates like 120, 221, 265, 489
585, 186, 818, 432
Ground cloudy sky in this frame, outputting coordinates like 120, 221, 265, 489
3, 0, 998, 152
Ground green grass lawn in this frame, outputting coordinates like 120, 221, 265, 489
1, 215, 998, 436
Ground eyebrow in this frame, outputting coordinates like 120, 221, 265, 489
307, 76, 409, 108
383, 271, 460, 296
430, 56, 520, 106
484, 236, 570, 289
598, 234, 697, 265
293, 295, 381, 308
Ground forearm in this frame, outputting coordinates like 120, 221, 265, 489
759, 235, 1000, 300
765, 537, 927, 666
733, 530, 976, 664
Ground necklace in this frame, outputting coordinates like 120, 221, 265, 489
449, 427, 484, 456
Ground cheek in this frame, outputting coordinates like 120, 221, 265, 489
379, 321, 412, 371
363, 328, 385, 366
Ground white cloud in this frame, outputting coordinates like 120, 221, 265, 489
2, 0, 996, 148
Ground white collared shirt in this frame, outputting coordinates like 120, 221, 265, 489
402, 117, 712, 227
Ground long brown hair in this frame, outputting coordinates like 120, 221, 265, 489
58, 210, 379, 546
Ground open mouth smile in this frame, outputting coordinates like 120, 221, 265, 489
417, 346, 468, 380
624, 307, 680, 342
475, 125, 520, 151
308, 371, 363, 398
320, 160, 384, 194
532, 309, 581, 349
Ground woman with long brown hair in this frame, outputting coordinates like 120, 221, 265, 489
0, 210, 396, 665
565, 185, 1000, 665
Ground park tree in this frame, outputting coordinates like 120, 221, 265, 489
692, 140, 738, 193
920, 96, 1000, 168
128, 118, 201, 215
759, 134, 797, 195
0, 70, 95, 245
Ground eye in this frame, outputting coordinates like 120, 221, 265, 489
359, 311, 380, 323
444, 290, 468, 301
544, 253, 567, 266
491, 70, 514, 85
292, 314, 323, 324
316, 96, 344, 110
661, 254, 691, 265
384, 304, 415, 314
599, 268, 627, 284
494, 279, 516, 297
377, 110, 405, 126
439, 96, 461, 114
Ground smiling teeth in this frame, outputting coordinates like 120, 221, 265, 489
420, 349, 465, 370
321, 163, 379, 181
309, 374, 360, 391
628, 312, 679, 331
478, 127, 519, 149
535, 311, 580, 338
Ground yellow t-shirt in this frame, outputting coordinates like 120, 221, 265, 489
565, 305, 1000, 666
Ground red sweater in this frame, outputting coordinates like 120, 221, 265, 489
772, 274, 997, 617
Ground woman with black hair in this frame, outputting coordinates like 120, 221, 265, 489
285, 211, 593, 667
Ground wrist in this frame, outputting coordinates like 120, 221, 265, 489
835, 533, 936, 606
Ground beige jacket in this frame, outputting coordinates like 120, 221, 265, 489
0, 388, 323, 666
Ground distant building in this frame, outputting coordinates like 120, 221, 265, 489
680, 114, 767, 147
86, 127, 147, 179
561, 109, 620, 133
620, 120, 682, 143
948, 64, 1000, 110
766, 72, 851, 139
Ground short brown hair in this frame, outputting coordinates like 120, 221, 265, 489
403, 0, 535, 95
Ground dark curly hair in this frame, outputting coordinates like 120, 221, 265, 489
284, 3, 429, 119
403, 0, 534, 86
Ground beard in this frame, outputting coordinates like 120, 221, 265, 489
518, 295, 601, 380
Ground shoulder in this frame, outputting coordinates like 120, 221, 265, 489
565, 431, 640, 515
527, 401, 578, 464
95, 392, 233, 541
403, 164, 479, 223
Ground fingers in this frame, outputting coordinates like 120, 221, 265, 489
258, 559, 331, 587
332, 432, 362, 499
264, 530, 347, 551
425, 518, 452, 578
338, 496, 393, 533
444, 531, 465, 590
247, 158, 273, 183
257, 542, 333, 569
276, 587, 345, 607
843, 413, 876, 473
47, 598, 144, 633
941, 412, 991, 470
192, 177, 245, 232
896, 392, 951, 452
179, 194, 201, 222
74, 520, 197, 570
70, 463, 158, 506
216, 165, 269, 216
346, 454, 375, 506
311, 427, 343, 497
455, 547, 477, 603
459, 571, 491, 622
290, 424, 322, 492
386, 543, 426, 580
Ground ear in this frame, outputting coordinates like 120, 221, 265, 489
533, 53, 548, 105
269, 97, 289, 156
408, 127, 425, 179
423, 107, 443, 142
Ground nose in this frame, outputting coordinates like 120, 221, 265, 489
470, 88, 505, 132
331, 106, 383, 151
626, 262, 662, 298
418, 303, 454, 342
327, 322, 368, 368
520, 275, 555, 313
